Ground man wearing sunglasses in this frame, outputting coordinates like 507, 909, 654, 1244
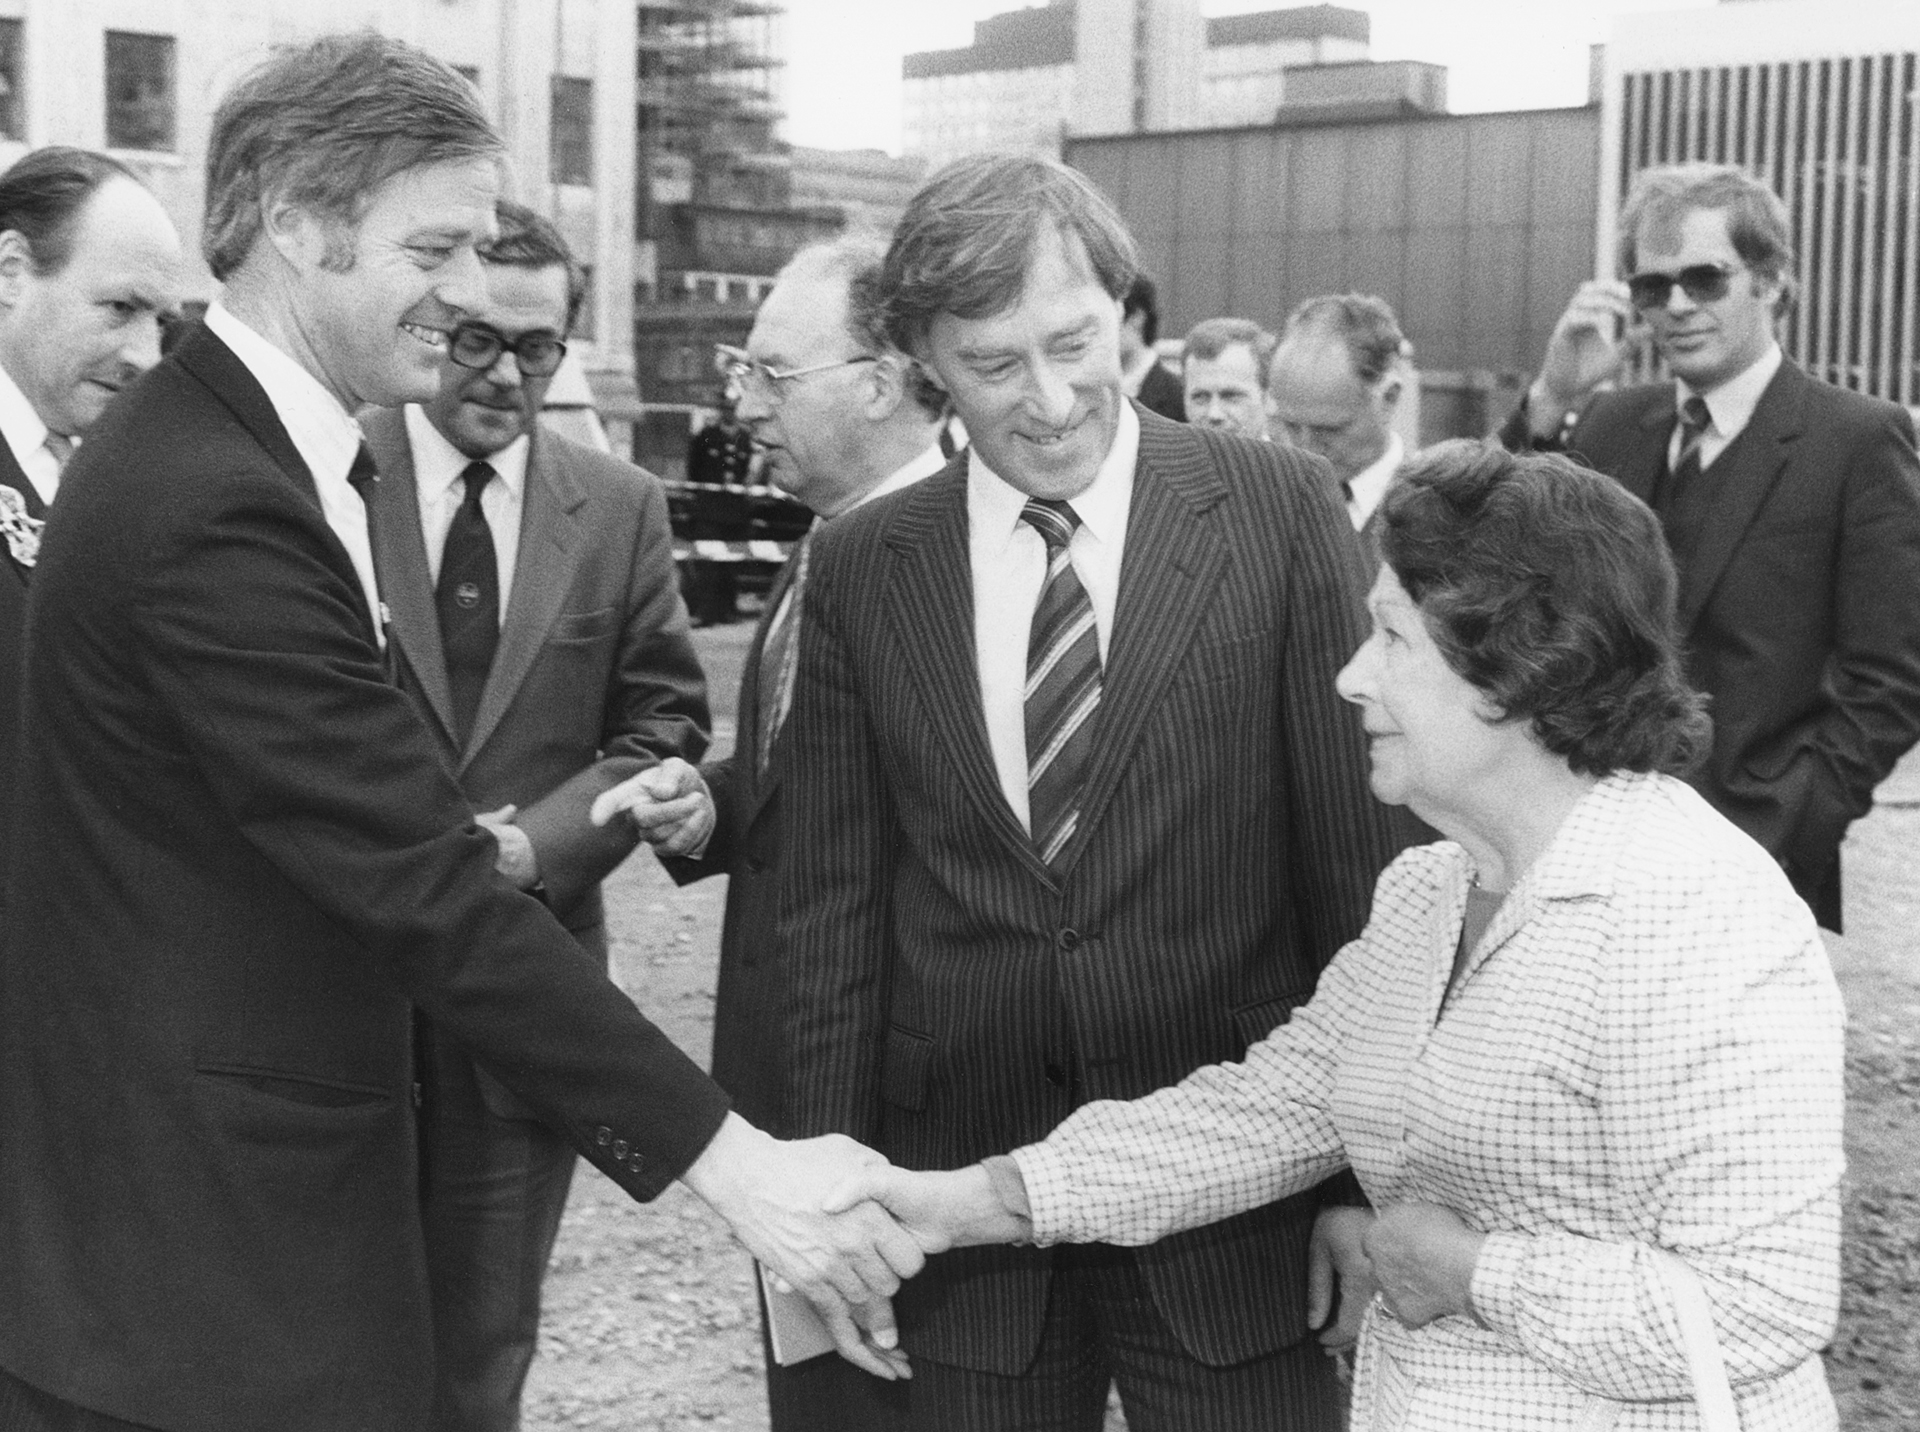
1504, 161, 1920, 931
356, 199, 712, 1432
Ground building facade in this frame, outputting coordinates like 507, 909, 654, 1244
0, 0, 639, 411
901, 0, 1397, 169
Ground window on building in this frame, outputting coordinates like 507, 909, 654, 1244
550, 76, 593, 186
0, 20, 22, 143
105, 31, 175, 152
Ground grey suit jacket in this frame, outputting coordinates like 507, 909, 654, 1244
362, 406, 709, 943
782, 407, 1401, 1376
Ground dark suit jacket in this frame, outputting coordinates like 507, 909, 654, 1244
1503, 363, 1920, 929
660, 547, 801, 1132
0, 324, 731, 1432
781, 409, 1399, 1375
362, 406, 707, 944
1134, 359, 1186, 422
0, 440, 41, 916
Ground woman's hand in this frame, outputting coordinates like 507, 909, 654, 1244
1363, 1202, 1487, 1328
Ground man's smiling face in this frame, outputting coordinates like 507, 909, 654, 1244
917, 224, 1123, 500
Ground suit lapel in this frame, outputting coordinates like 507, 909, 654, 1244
465, 430, 587, 763
1674, 362, 1805, 633
1604, 389, 1677, 509
1065, 420, 1228, 868
362, 408, 458, 744
173, 324, 317, 501
885, 461, 1048, 878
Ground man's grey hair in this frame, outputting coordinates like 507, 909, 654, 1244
784, 236, 945, 420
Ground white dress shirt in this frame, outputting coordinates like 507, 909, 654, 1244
1668, 340, 1783, 473
204, 302, 384, 642
0, 358, 64, 507
1013, 771, 1842, 1431
404, 404, 528, 625
1347, 430, 1403, 533
970, 401, 1139, 832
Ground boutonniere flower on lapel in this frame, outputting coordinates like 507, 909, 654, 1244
0, 483, 43, 567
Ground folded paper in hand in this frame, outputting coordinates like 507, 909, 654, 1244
758, 1261, 835, 1366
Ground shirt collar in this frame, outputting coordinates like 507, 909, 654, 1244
403, 403, 530, 503
858, 440, 947, 510
1347, 431, 1404, 530
205, 301, 364, 490
1677, 340, 1782, 437
968, 400, 1140, 552
0, 357, 50, 473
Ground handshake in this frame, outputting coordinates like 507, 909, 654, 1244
589, 757, 715, 857
675, 1116, 1014, 1382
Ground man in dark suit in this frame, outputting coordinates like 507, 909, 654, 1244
1501, 161, 1920, 931
0, 34, 919, 1432
774, 154, 1400, 1430
360, 201, 708, 1432
1120, 273, 1185, 422
597, 235, 950, 1430
0, 147, 182, 909
1268, 292, 1413, 572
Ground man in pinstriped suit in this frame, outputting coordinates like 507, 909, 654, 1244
775, 154, 1403, 1429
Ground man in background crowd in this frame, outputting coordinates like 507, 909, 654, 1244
1118, 272, 1185, 422
1502, 160, 1920, 931
361, 200, 709, 1432
597, 233, 951, 1431
1180, 316, 1276, 441
1268, 292, 1412, 563
0, 33, 917, 1432
0, 146, 182, 911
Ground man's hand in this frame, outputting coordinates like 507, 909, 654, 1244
1530, 279, 1636, 437
681, 1113, 924, 1379
587, 758, 714, 857
474, 804, 540, 889
1362, 1201, 1486, 1329
1306, 1205, 1377, 1362
823, 1161, 1027, 1254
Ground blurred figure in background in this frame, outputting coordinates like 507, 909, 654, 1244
1119, 272, 1185, 422
1180, 316, 1276, 441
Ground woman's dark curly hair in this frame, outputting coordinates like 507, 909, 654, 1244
1377, 441, 1710, 777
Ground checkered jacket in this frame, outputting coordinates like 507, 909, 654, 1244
1015, 771, 1843, 1430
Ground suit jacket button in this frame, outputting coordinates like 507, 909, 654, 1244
1044, 1061, 1067, 1087
594, 1126, 612, 1147
628, 1153, 646, 1173
1055, 928, 1080, 951
612, 1139, 630, 1159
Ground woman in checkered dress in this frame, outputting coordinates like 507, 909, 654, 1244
848, 443, 1844, 1431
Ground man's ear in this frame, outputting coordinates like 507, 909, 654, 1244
0, 229, 34, 309
1378, 375, 1403, 417
260, 195, 334, 271
862, 352, 908, 422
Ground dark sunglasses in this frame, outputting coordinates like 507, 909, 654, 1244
1625, 262, 1739, 311
447, 321, 568, 378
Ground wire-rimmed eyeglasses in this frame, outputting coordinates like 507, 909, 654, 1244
448, 321, 569, 379
715, 343, 876, 404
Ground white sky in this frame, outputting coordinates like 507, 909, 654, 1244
779, 0, 1718, 153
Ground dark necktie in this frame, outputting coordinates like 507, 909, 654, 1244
756, 529, 813, 776
1021, 499, 1102, 869
1672, 395, 1712, 486
437, 460, 499, 746
345, 442, 393, 668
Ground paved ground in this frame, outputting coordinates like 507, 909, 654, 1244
524, 620, 1920, 1430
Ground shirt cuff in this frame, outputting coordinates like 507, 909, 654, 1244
1468, 1229, 1528, 1338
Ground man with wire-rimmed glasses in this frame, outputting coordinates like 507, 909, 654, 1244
360, 198, 711, 1432
594, 235, 951, 1432
1502, 160, 1920, 933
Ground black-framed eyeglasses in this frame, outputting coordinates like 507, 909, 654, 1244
714, 343, 876, 405
1625, 262, 1740, 312
448, 321, 568, 378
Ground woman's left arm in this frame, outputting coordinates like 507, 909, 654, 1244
1463, 872, 1845, 1402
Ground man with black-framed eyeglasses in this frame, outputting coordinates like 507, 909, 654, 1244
1503, 160, 1920, 933
360, 198, 712, 1432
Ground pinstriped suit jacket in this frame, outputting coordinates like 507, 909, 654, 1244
781, 407, 1401, 1376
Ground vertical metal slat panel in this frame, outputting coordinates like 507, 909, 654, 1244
1815, 59, 1843, 385
1860, 54, 1887, 398
1903, 54, 1920, 405
1832, 56, 1861, 391
1703, 63, 1723, 161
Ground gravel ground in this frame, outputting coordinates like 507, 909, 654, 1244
524, 621, 1920, 1430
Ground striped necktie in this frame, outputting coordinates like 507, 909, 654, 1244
1673, 395, 1712, 483
756, 529, 813, 775
1021, 498, 1102, 869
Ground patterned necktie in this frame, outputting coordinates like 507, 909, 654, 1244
42, 432, 73, 473
437, 460, 499, 745
756, 529, 813, 776
1021, 498, 1102, 868
1672, 395, 1712, 485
